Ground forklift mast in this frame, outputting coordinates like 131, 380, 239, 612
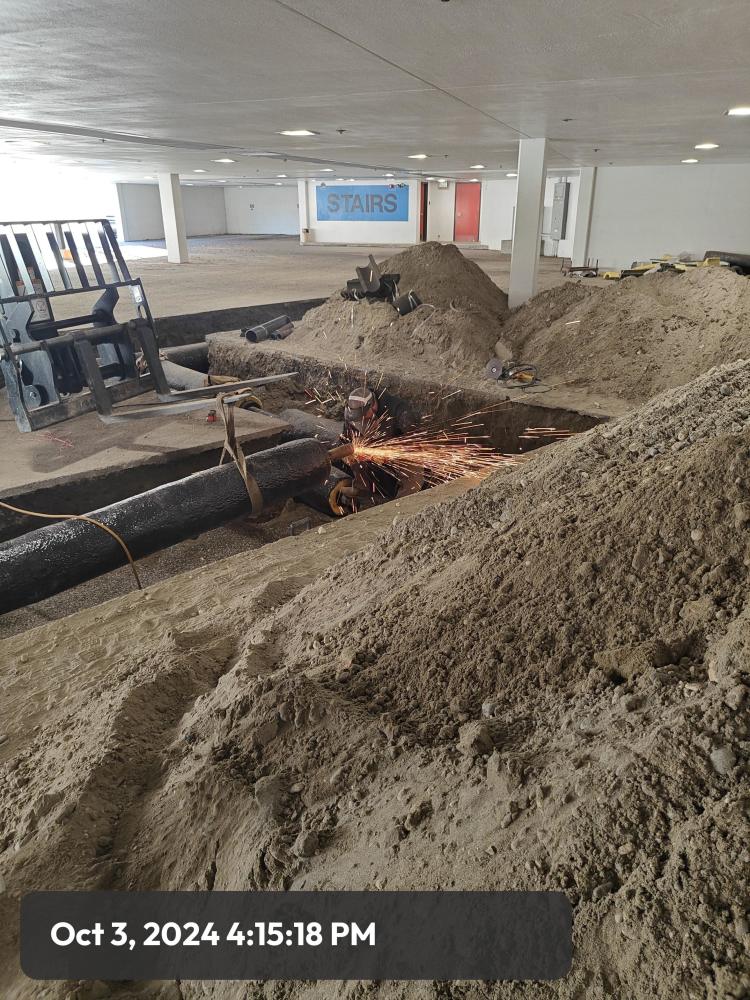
0, 218, 174, 432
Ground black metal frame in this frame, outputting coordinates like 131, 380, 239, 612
0, 219, 171, 431
1, 219, 301, 432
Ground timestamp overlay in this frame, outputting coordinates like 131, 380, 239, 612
21, 891, 572, 981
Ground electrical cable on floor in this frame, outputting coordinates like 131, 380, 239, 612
0, 499, 142, 589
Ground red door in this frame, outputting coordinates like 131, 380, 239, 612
419, 181, 428, 241
454, 182, 481, 242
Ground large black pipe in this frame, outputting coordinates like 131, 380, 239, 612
0, 438, 330, 614
162, 342, 210, 373
279, 408, 343, 447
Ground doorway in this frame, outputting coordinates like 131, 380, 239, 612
454, 182, 481, 242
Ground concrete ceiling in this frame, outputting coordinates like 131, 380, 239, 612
2, 0, 749, 182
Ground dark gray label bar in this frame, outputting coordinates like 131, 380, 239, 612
21, 891, 572, 981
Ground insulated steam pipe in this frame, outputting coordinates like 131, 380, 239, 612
278, 408, 343, 447
0, 438, 330, 614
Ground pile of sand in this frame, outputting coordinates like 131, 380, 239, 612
1, 361, 749, 998
278, 241, 508, 374
500, 267, 750, 405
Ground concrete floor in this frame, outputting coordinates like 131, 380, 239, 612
0, 391, 288, 500
126, 235, 588, 317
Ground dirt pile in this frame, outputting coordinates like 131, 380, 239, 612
1, 363, 750, 999
278, 241, 508, 374
500, 266, 750, 405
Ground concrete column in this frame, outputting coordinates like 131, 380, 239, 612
508, 138, 548, 308
157, 173, 188, 263
571, 166, 597, 267
298, 179, 310, 244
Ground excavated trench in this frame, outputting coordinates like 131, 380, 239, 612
207, 338, 606, 456
0, 336, 606, 634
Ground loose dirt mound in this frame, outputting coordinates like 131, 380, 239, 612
500, 267, 750, 404
2, 363, 749, 999
281, 241, 508, 374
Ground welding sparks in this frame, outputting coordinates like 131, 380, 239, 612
342, 409, 519, 487
519, 426, 577, 441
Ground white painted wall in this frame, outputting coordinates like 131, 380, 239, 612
302, 179, 420, 244
117, 183, 228, 241
184, 186, 227, 236
587, 164, 750, 269
225, 185, 299, 235
426, 182, 456, 242
479, 179, 516, 249
117, 183, 162, 241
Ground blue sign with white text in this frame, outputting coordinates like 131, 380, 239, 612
316, 185, 409, 222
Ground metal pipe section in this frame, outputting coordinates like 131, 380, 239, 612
0, 438, 330, 614
160, 358, 207, 392
161, 342, 210, 373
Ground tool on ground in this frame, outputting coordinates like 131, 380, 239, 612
241, 314, 294, 342
0, 219, 293, 433
484, 358, 539, 388
603, 262, 658, 280
560, 257, 599, 278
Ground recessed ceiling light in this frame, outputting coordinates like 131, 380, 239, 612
278, 129, 318, 136
277, 174, 287, 177
681, 158, 698, 163
348, 178, 355, 181
274, 182, 283, 185
143, 175, 154, 179
384, 172, 395, 177
336, 178, 345, 181
437, 178, 447, 183
469, 178, 480, 182
408, 153, 428, 159
470, 164, 485, 169
212, 158, 236, 163
320, 168, 334, 172
727, 107, 750, 116
425, 176, 435, 180
193, 168, 206, 173
218, 179, 226, 183
506, 172, 518, 178
695, 143, 719, 150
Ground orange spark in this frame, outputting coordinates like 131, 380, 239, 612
519, 426, 576, 441
343, 410, 519, 486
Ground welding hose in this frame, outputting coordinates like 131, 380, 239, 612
0, 438, 331, 615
